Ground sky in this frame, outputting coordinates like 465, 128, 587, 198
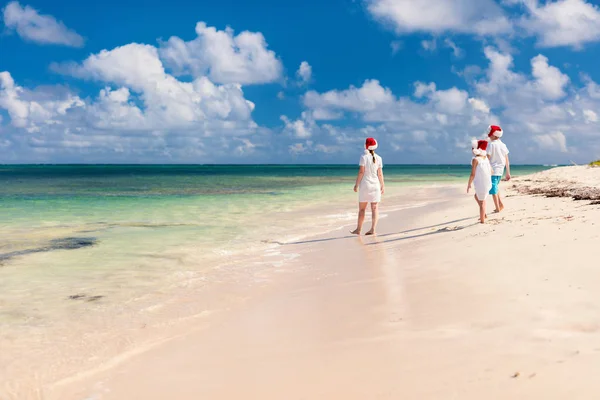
1, 0, 600, 164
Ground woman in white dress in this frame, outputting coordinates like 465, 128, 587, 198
352, 138, 385, 235
467, 139, 492, 224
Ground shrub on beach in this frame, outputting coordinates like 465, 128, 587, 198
590, 160, 600, 167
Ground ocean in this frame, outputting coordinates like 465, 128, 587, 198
0, 164, 549, 295
0, 164, 552, 394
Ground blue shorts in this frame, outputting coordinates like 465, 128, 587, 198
489, 175, 502, 195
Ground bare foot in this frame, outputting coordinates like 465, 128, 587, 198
365, 230, 376, 236
351, 229, 361, 235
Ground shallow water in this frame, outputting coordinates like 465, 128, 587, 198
0, 165, 549, 314
0, 164, 552, 397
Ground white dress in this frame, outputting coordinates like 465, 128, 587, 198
359, 152, 383, 203
473, 156, 492, 201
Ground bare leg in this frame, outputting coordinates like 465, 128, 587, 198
351, 202, 368, 234
365, 203, 379, 235
475, 195, 487, 218
492, 194, 500, 212
479, 199, 486, 224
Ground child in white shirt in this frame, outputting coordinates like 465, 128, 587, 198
486, 125, 511, 213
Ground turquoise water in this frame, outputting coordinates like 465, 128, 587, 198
0, 164, 550, 255
0, 164, 553, 391
0, 164, 550, 320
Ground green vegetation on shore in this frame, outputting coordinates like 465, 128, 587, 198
591, 160, 600, 167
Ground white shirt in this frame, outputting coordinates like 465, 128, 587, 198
359, 152, 383, 181
358, 151, 383, 203
487, 140, 509, 176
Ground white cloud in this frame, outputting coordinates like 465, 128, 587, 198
415, 82, 469, 114
281, 113, 313, 139
288, 45, 600, 163
234, 138, 257, 155
277, 91, 285, 100
536, 131, 568, 152
414, 82, 436, 98
314, 143, 336, 153
444, 38, 464, 57
530, 54, 570, 99
0, 71, 85, 131
158, 22, 283, 85
476, 47, 522, 99
0, 20, 297, 163
365, 0, 512, 36
296, 61, 312, 84
303, 79, 395, 115
517, 0, 600, 49
53, 43, 256, 129
2, 1, 84, 47
468, 98, 491, 114
0, 40, 263, 162
431, 87, 469, 114
289, 141, 312, 155
421, 38, 437, 52
583, 109, 598, 123
310, 108, 343, 120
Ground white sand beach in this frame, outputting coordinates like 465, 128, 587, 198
5, 166, 600, 400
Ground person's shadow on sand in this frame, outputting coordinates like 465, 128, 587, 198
272, 217, 476, 246
366, 221, 480, 246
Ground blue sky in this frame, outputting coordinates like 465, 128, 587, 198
2, 0, 600, 164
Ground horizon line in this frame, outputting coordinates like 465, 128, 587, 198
0, 163, 562, 167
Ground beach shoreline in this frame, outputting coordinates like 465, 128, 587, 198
4, 165, 600, 399
0, 181, 453, 399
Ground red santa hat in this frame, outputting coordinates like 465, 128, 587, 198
365, 137, 378, 151
471, 139, 488, 156
486, 125, 503, 138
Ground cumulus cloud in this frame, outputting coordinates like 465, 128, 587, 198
0, 20, 295, 163
365, 0, 512, 36
289, 141, 312, 155
0, 67, 262, 162
365, 0, 600, 50
0, 72, 85, 131
583, 109, 598, 123
536, 131, 568, 153
296, 61, 312, 85
281, 112, 314, 139
0, 38, 267, 162
303, 79, 473, 130
157, 22, 283, 85
468, 98, 491, 114
444, 38, 464, 57
52, 43, 256, 130
303, 79, 395, 117
288, 45, 600, 164
516, 0, 600, 49
530, 54, 570, 99
2, 1, 84, 47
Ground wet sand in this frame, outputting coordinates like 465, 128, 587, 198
37, 166, 600, 400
